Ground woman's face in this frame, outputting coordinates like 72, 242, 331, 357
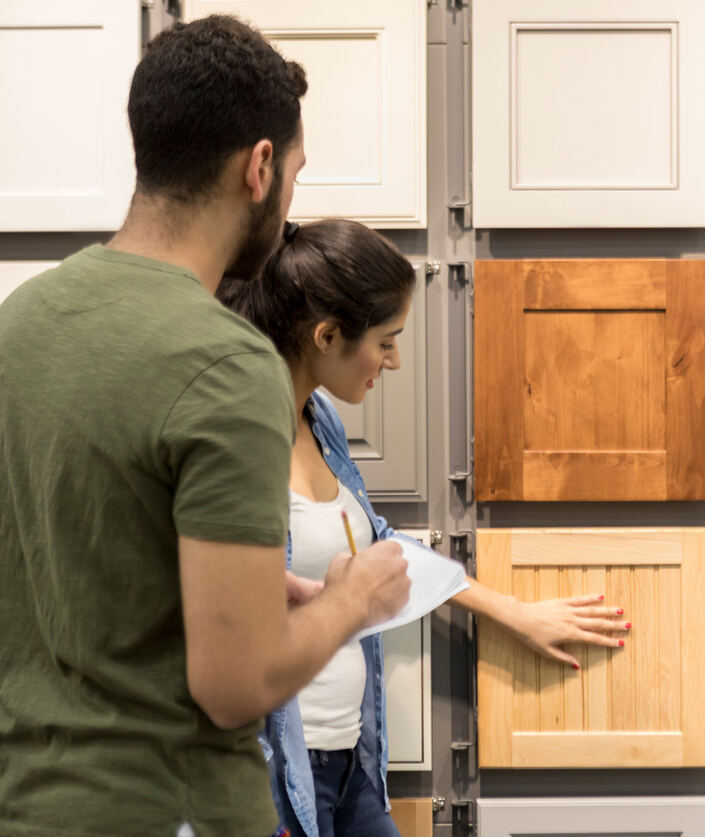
317, 296, 412, 405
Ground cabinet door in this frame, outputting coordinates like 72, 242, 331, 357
478, 797, 705, 837
472, 0, 705, 227
324, 268, 426, 501
384, 530, 432, 771
0, 2, 139, 231
476, 528, 705, 768
183, 0, 426, 229
474, 259, 705, 501
0, 263, 59, 304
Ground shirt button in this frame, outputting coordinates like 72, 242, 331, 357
358, 489, 364, 497
324, 447, 330, 455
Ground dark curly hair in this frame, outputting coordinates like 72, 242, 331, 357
218, 219, 416, 362
128, 15, 307, 200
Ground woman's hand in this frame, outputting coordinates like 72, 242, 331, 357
285, 571, 324, 607
505, 593, 630, 669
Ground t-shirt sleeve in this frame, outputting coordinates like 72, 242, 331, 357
159, 350, 295, 545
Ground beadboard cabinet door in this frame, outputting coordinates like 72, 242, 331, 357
323, 268, 427, 501
475, 259, 705, 502
183, 0, 426, 228
472, 0, 705, 227
476, 528, 705, 769
0, 2, 140, 231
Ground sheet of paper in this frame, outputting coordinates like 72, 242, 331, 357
354, 535, 469, 640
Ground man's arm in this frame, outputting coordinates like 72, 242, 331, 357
179, 537, 409, 729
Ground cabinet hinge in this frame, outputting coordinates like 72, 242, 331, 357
424, 260, 442, 278
451, 799, 476, 837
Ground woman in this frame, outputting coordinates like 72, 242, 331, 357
219, 219, 628, 837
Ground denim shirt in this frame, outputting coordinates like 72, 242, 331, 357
260, 390, 396, 837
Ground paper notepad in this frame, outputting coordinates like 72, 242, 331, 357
354, 535, 469, 640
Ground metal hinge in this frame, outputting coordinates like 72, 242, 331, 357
451, 799, 476, 836
448, 262, 474, 317
425, 260, 441, 278
448, 437, 473, 482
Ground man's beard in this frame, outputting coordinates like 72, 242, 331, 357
222, 165, 284, 284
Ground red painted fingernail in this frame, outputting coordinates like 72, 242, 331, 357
625, 622, 632, 629
616, 609, 624, 615
598, 594, 605, 600
618, 640, 625, 647
572, 663, 580, 670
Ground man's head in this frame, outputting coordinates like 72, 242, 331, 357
127, 15, 307, 202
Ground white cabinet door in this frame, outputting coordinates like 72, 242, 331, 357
0, 2, 140, 231
478, 797, 705, 837
472, 0, 705, 227
0, 262, 59, 304
384, 530, 432, 771
183, 0, 427, 229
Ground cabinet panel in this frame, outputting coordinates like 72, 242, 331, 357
0, 262, 59, 304
475, 259, 705, 501
476, 528, 705, 768
184, 0, 426, 228
324, 269, 427, 501
472, 0, 705, 227
478, 797, 705, 837
0, 2, 139, 231
383, 530, 432, 771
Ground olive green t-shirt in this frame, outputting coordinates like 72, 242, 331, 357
0, 246, 295, 836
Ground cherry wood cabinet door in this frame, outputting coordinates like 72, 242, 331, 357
476, 528, 705, 768
475, 259, 705, 501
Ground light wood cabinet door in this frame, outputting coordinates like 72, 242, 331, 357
472, 0, 705, 227
0, 2, 139, 231
476, 528, 705, 768
475, 259, 705, 501
183, 0, 426, 228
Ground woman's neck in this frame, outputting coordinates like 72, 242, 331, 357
288, 362, 318, 419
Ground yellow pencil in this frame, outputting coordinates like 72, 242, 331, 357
341, 509, 357, 555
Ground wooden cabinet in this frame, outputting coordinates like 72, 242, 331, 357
476, 528, 705, 769
325, 268, 427, 501
474, 259, 705, 502
478, 797, 705, 837
183, 0, 426, 228
0, 2, 139, 231
472, 0, 705, 227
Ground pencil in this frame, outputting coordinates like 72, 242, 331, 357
341, 510, 357, 555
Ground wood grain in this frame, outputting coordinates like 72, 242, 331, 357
512, 732, 682, 768
474, 261, 523, 500
681, 531, 705, 765
523, 260, 667, 309
389, 799, 433, 837
510, 529, 682, 566
523, 451, 667, 501
666, 260, 705, 499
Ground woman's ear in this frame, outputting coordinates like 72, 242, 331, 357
312, 321, 340, 354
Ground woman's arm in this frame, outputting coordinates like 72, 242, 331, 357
449, 579, 629, 669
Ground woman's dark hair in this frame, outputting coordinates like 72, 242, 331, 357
128, 15, 307, 201
218, 219, 416, 362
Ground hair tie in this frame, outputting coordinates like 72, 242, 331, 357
283, 220, 299, 243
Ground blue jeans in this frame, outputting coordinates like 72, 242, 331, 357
282, 747, 401, 837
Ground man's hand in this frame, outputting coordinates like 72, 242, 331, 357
324, 540, 410, 629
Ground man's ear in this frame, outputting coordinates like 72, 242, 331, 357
313, 321, 340, 354
244, 139, 274, 204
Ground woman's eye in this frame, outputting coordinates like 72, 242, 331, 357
381, 343, 394, 351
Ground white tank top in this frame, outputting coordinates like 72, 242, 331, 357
289, 480, 374, 750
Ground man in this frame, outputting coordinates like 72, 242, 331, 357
0, 16, 409, 837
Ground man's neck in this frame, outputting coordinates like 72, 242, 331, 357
107, 191, 245, 295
